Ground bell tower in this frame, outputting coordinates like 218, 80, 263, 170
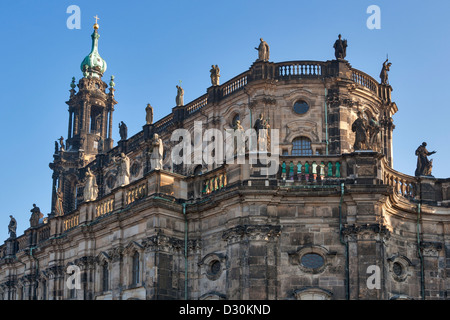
49, 18, 117, 216
65, 18, 117, 156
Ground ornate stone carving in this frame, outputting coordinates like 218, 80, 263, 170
222, 225, 281, 244
341, 224, 389, 241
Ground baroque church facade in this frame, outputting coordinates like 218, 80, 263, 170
1, 23, 450, 301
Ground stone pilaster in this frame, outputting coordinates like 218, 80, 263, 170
222, 224, 281, 300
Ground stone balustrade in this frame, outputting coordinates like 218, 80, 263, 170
381, 159, 417, 199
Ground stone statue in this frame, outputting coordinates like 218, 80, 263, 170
8, 215, 17, 239
114, 152, 130, 187
83, 168, 98, 202
30, 204, 43, 228
98, 138, 104, 153
333, 34, 347, 60
176, 85, 184, 106
380, 58, 392, 85
150, 133, 164, 170
254, 113, 269, 151
368, 117, 381, 151
210, 65, 220, 86
146, 103, 154, 125
415, 142, 436, 177
55, 188, 64, 216
234, 120, 246, 156
119, 121, 128, 140
352, 111, 368, 151
59, 136, 65, 151
255, 38, 270, 62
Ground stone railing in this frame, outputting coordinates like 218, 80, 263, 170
153, 114, 174, 134
63, 212, 80, 232
275, 61, 324, 79
95, 195, 115, 219
278, 156, 344, 184
186, 95, 208, 115
16, 235, 28, 253
37, 224, 51, 244
351, 69, 379, 94
125, 180, 148, 206
382, 160, 417, 199
202, 168, 228, 195
222, 72, 249, 97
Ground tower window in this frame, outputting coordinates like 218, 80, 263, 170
102, 263, 109, 292
292, 137, 313, 156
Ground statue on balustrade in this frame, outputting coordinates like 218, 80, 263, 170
83, 168, 98, 202
380, 58, 392, 85
150, 133, 164, 170
255, 38, 270, 62
8, 215, 17, 239
415, 142, 436, 177
146, 103, 154, 125
234, 120, 246, 156
210, 65, 220, 86
55, 188, 64, 216
119, 121, 128, 141
30, 204, 43, 228
333, 34, 347, 60
352, 111, 368, 151
114, 152, 130, 187
59, 136, 65, 151
176, 85, 184, 106
368, 117, 381, 151
254, 113, 269, 151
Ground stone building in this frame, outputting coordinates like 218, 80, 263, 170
1, 23, 450, 301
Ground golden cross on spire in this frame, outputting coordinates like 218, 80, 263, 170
94, 15, 100, 24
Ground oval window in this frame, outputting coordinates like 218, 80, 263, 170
293, 100, 310, 115
301, 253, 325, 269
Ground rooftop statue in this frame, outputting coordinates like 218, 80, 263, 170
380, 58, 392, 85
415, 142, 436, 177
114, 153, 130, 187
8, 215, 17, 239
176, 85, 184, 106
210, 65, 220, 86
150, 133, 164, 170
83, 168, 98, 202
255, 38, 270, 62
119, 121, 128, 140
30, 204, 43, 228
146, 103, 154, 125
333, 34, 347, 60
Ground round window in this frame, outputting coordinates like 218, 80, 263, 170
293, 100, 310, 115
301, 253, 325, 269
210, 260, 221, 275
393, 262, 403, 276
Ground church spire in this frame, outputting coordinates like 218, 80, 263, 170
80, 16, 107, 79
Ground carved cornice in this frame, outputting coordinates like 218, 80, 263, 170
222, 224, 281, 244
342, 223, 390, 241
142, 234, 183, 253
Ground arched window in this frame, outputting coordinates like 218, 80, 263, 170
232, 114, 240, 128
102, 263, 109, 292
132, 252, 140, 285
292, 137, 313, 156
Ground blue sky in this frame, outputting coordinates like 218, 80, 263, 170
0, 0, 449, 241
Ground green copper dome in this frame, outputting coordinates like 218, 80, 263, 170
80, 24, 107, 79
